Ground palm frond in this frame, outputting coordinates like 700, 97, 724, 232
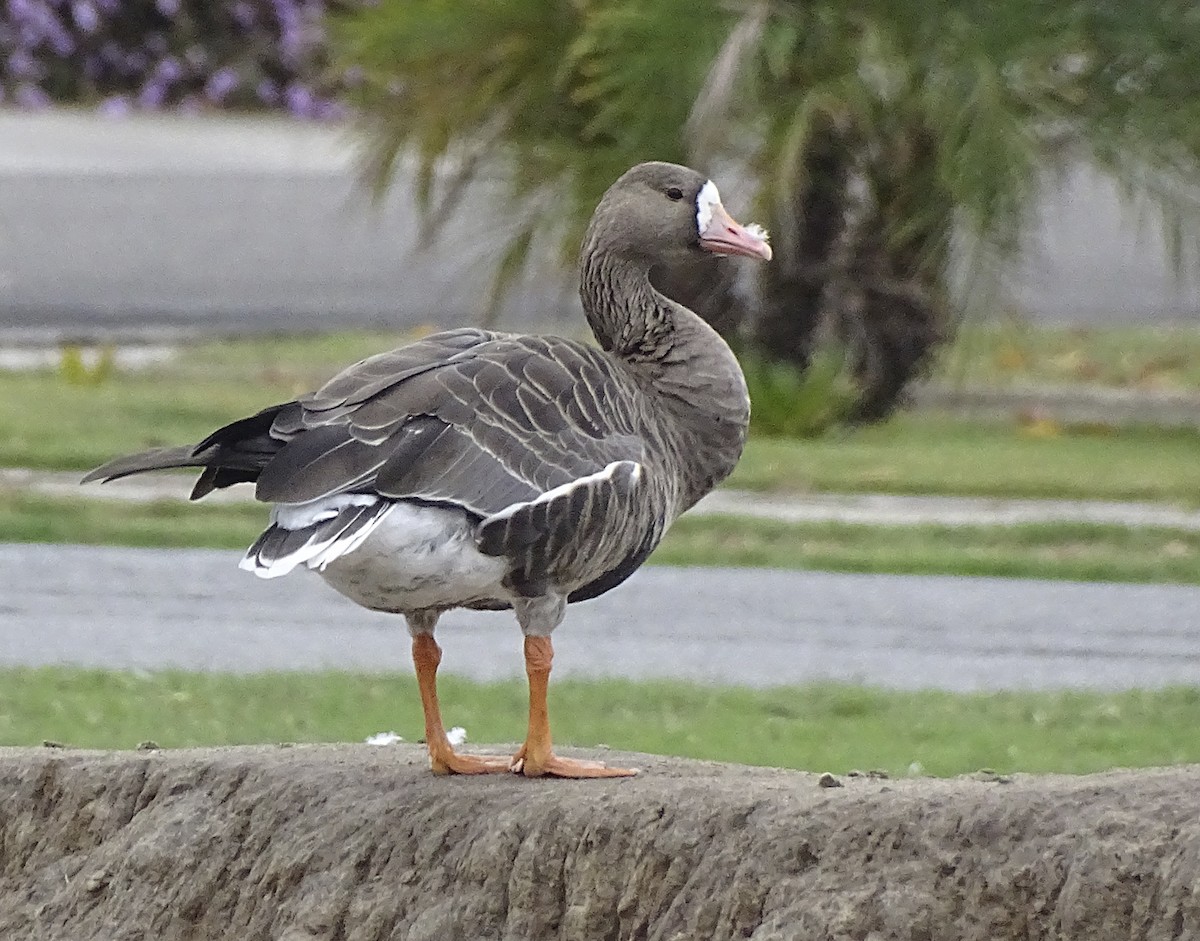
330, 0, 1200, 391
686, 1, 769, 160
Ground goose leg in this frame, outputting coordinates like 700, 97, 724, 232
408, 615, 509, 775
511, 634, 637, 779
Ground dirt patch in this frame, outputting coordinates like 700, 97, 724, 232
2, 744, 1199, 940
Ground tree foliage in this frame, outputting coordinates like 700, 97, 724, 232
333, 0, 1200, 421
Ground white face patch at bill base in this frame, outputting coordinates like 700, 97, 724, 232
696, 179, 721, 235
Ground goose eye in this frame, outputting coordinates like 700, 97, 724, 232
665, 187, 684, 201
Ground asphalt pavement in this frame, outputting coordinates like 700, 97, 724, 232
3, 543, 1198, 691
0, 111, 572, 341
1, 110, 1196, 344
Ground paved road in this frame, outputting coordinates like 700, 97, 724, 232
0, 111, 1196, 343
0, 111, 576, 341
4, 543, 1199, 691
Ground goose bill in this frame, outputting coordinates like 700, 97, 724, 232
698, 202, 772, 261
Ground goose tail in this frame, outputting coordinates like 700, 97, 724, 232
80, 446, 207, 485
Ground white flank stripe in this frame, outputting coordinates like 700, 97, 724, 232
484, 461, 641, 525
696, 180, 721, 234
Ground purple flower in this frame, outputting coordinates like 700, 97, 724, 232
97, 94, 132, 117
7, 48, 40, 79
124, 50, 148, 73
313, 98, 347, 122
155, 0, 180, 15
284, 81, 314, 117
14, 84, 51, 109
72, 0, 100, 33
13, 1, 74, 53
8, 0, 43, 27
154, 55, 183, 83
274, 5, 305, 62
48, 26, 75, 56
138, 80, 167, 108
231, 0, 255, 28
255, 77, 279, 104
204, 66, 239, 102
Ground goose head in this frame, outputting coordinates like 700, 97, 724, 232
584, 161, 772, 268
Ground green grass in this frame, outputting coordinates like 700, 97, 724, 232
731, 417, 1200, 504
0, 332, 405, 471
3, 330, 1198, 503
0, 491, 263, 550
4, 491, 1198, 584
658, 516, 1200, 585
4, 668, 1199, 777
938, 323, 1200, 390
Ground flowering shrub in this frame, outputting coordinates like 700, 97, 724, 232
0, 0, 359, 118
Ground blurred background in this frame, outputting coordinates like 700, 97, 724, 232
1, 0, 1199, 774
1, 0, 1199, 418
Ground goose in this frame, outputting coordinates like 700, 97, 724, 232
84, 162, 772, 778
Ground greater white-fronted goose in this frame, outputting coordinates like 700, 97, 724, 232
84, 162, 772, 778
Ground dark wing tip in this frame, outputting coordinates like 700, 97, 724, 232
79, 445, 200, 486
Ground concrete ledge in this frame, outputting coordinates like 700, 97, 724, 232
2, 745, 1198, 939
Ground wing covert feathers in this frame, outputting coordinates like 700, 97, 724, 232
255, 331, 648, 517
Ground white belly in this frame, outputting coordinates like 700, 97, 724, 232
316, 502, 510, 613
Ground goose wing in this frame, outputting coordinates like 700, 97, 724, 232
254, 328, 647, 519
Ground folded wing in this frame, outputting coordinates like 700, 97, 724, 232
229, 328, 646, 520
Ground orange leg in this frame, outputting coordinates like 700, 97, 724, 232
411, 633, 509, 775
511, 636, 637, 779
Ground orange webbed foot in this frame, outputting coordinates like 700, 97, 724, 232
509, 745, 638, 779
429, 748, 513, 776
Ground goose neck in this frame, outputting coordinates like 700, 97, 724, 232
578, 248, 672, 361
579, 245, 751, 510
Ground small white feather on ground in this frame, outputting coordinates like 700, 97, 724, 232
364, 731, 404, 746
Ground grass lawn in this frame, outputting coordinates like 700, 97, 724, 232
2, 331, 1200, 506
4, 490, 1199, 584
937, 323, 1200, 391
732, 418, 1200, 503
3, 668, 1198, 777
